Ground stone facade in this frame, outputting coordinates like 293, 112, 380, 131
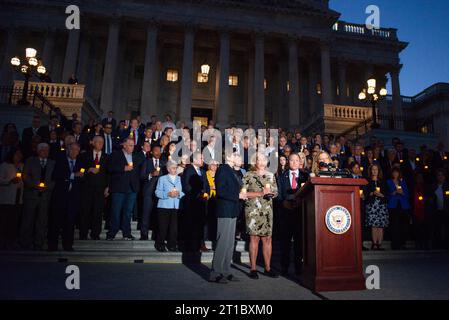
0, 0, 408, 130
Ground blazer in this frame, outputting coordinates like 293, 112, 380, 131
140, 156, 168, 194
107, 150, 145, 193
77, 151, 109, 190
363, 179, 387, 205
155, 174, 185, 209
23, 156, 55, 200
214, 163, 241, 218
386, 179, 411, 210
277, 169, 309, 203
181, 164, 210, 200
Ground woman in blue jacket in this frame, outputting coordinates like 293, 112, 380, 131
386, 167, 411, 250
155, 160, 185, 252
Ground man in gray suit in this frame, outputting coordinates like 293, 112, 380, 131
19, 143, 55, 250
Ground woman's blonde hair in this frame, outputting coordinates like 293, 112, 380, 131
311, 150, 331, 175
249, 152, 268, 171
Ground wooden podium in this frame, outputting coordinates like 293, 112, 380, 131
298, 177, 367, 292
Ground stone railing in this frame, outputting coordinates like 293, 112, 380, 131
13, 80, 85, 100
324, 104, 373, 121
332, 21, 397, 40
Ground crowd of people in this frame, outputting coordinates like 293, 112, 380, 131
0, 108, 448, 283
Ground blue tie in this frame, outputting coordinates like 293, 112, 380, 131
106, 135, 111, 154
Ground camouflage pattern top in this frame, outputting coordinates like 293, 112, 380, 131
242, 171, 278, 217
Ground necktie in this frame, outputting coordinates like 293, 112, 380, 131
40, 159, 46, 168
95, 153, 99, 165
106, 135, 111, 154
69, 160, 75, 174
133, 130, 137, 145
197, 168, 202, 176
154, 159, 159, 169
291, 172, 297, 189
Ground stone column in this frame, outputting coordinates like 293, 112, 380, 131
41, 31, 55, 72
308, 59, 318, 117
100, 20, 120, 113
179, 28, 195, 124
288, 38, 300, 128
338, 59, 347, 105
246, 54, 254, 126
140, 24, 158, 122
76, 33, 90, 84
320, 42, 332, 105
391, 65, 403, 129
1, 28, 18, 86
216, 32, 230, 129
62, 29, 81, 83
253, 33, 265, 128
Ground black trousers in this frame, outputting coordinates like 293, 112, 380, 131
0, 204, 20, 250
389, 205, 408, 249
156, 208, 178, 248
279, 207, 303, 273
79, 187, 104, 239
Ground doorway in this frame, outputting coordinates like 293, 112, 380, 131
192, 108, 213, 127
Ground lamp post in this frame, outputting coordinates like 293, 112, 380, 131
358, 78, 387, 129
10, 48, 46, 105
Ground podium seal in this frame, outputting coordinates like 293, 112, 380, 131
325, 205, 351, 235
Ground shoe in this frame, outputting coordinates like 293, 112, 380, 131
376, 244, 385, 251
226, 274, 240, 282
155, 244, 167, 252
248, 270, 259, 279
209, 275, 228, 284
200, 244, 211, 252
263, 269, 279, 278
123, 235, 135, 241
168, 246, 178, 252
281, 269, 289, 277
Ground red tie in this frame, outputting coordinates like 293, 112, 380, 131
95, 153, 99, 165
133, 130, 137, 145
291, 172, 297, 189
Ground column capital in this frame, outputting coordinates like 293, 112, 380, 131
390, 64, 403, 74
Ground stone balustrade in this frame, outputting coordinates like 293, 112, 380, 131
13, 81, 85, 100
324, 104, 373, 121
332, 21, 397, 40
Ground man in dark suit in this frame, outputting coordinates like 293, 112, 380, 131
209, 153, 245, 283
140, 144, 167, 242
151, 121, 164, 145
181, 152, 210, 252
78, 136, 110, 240
102, 111, 117, 130
37, 116, 62, 142
122, 119, 144, 153
19, 143, 55, 250
66, 113, 79, 132
106, 137, 145, 240
277, 153, 309, 276
427, 169, 449, 248
48, 142, 84, 251
22, 116, 41, 157
102, 122, 120, 155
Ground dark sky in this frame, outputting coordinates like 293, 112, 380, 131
329, 0, 449, 96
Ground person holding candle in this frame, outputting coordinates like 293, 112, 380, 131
19, 143, 55, 250
78, 136, 110, 240
242, 153, 279, 279
154, 160, 185, 252
209, 153, 247, 284
427, 169, 449, 249
0, 148, 24, 250
140, 144, 167, 241
387, 167, 411, 250
106, 137, 145, 241
206, 160, 219, 244
365, 164, 389, 250
277, 153, 309, 277
48, 143, 84, 251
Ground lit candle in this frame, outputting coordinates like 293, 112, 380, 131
172, 186, 177, 193
265, 183, 271, 190
359, 190, 363, 196
168, 155, 172, 160
87, 128, 91, 133
400, 159, 404, 163
16, 172, 22, 178
397, 185, 402, 191
445, 156, 448, 160
418, 196, 424, 201
38, 182, 45, 188
241, 188, 247, 194
424, 165, 429, 170
80, 168, 85, 173
416, 157, 420, 162
374, 158, 377, 161
128, 162, 133, 167
156, 166, 160, 172
362, 152, 365, 156
360, 166, 364, 172
301, 183, 305, 188
57, 124, 60, 128
203, 192, 209, 199
61, 148, 65, 151
445, 191, 449, 196
376, 187, 380, 193
95, 164, 100, 169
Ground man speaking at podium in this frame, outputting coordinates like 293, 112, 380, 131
277, 153, 309, 277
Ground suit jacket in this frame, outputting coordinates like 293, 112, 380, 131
386, 179, 411, 210
22, 157, 55, 200
22, 127, 39, 152
102, 134, 121, 155
277, 169, 309, 203
37, 125, 63, 142
51, 156, 84, 211
107, 150, 144, 193
78, 151, 109, 190
140, 156, 168, 195
102, 118, 117, 130
214, 163, 241, 218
